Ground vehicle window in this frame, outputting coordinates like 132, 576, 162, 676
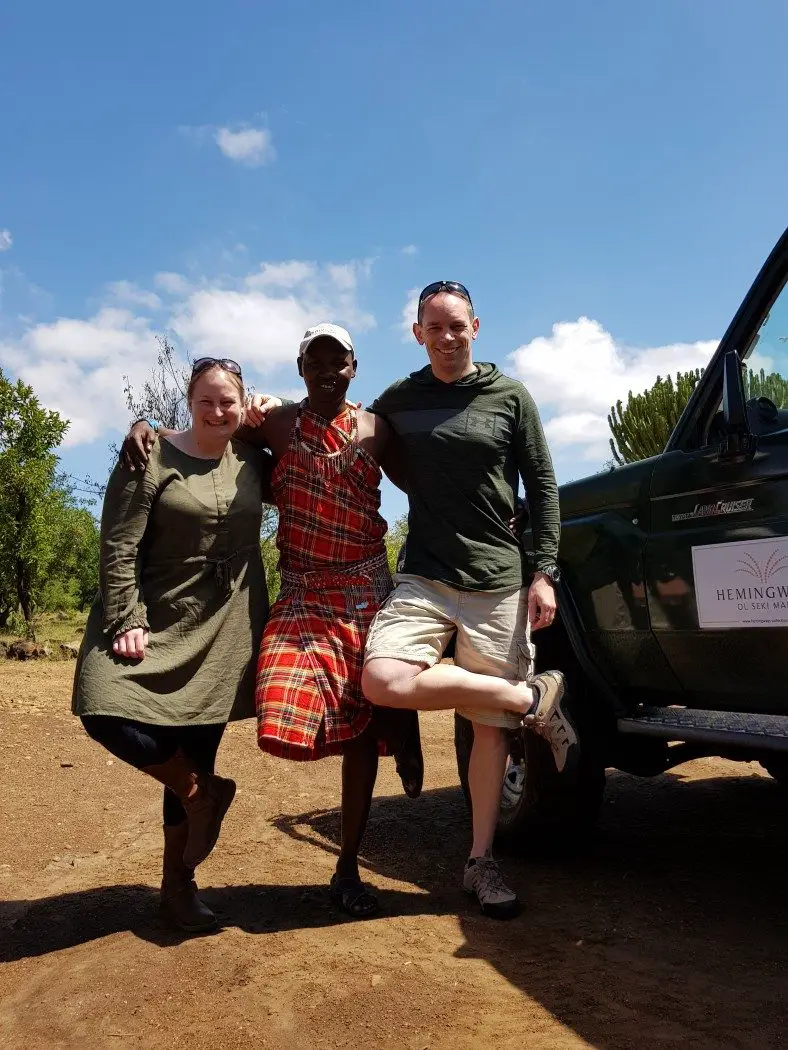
700, 275, 788, 447
742, 275, 788, 405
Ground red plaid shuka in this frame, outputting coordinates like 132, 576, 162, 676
256, 403, 392, 760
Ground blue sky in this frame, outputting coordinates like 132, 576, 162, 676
1, 0, 787, 524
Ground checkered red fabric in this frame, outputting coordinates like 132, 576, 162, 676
256, 405, 392, 760
272, 404, 387, 573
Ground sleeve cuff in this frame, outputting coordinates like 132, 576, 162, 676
533, 555, 559, 573
105, 603, 149, 638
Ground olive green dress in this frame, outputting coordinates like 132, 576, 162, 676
73, 437, 272, 726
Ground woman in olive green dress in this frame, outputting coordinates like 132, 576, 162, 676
73, 358, 271, 933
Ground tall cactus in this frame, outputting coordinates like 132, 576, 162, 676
608, 370, 703, 465
744, 368, 788, 407
608, 366, 788, 465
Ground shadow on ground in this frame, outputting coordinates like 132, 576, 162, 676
0, 780, 467, 961
0, 880, 443, 960
3, 766, 787, 1048
279, 765, 788, 1050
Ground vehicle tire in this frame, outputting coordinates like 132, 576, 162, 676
760, 756, 788, 787
454, 691, 605, 852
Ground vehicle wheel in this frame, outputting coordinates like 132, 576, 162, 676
760, 756, 788, 787
454, 696, 605, 852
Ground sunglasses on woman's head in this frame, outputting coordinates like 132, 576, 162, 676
191, 357, 243, 378
417, 281, 473, 321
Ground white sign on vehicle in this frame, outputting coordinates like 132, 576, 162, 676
692, 536, 788, 629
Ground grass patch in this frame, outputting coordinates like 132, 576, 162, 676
1, 609, 88, 650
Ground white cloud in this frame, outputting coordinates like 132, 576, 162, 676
1, 257, 376, 447
0, 230, 12, 252
543, 413, 612, 460
400, 287, 419, 340
215, 126, 276, 167
508, 317, 718, 462
748, 350, 774, 374
0, 308, 161, 446
179, 123, 276, 167
154, 271, 193, 296
328, 263, 362, 292
106, 280, 161, 311
170, 288, 314, 366
401, 244, 418, 256
171, 259, 376, 364
245, 261, 316, 290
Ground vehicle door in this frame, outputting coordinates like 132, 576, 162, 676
644, 229, 788, 712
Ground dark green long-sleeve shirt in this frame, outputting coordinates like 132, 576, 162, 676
370, 363, 560, 591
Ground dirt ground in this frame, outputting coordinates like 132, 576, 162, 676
1, 661, 786, 1050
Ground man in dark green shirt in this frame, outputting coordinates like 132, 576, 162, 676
362, 281, 577, 919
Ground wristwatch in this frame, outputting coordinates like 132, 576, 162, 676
535, 564, 561, 584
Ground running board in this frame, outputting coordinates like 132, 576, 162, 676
617, 707, 788, 754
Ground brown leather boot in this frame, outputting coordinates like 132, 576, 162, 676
159, 822, 217, 933
181, 771, 236, 868
142, 751, 236, 868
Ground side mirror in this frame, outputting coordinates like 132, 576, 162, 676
720, 350, 756, 458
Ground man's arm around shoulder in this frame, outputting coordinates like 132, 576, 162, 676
122, 420, 173, 472
236, 403, 298, 457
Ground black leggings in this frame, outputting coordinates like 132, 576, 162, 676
81, 715, 226, 826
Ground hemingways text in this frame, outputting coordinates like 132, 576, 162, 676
715, 584, 788, 606
692, 536, 788, 629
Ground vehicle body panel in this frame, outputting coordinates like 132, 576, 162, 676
541, 226, 788, 725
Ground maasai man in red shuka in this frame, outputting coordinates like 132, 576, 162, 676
247, 323, 422, 918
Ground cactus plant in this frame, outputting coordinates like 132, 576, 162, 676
608, 367, 788, 464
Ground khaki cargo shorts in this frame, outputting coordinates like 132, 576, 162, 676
364, 573, 535, 730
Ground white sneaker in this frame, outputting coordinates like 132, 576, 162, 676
525, 670, 578, 773
463, 855, 520, 919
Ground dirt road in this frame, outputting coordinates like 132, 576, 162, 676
1, 661, 786, 1050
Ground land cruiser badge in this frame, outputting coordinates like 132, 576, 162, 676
672, 498, 754, 523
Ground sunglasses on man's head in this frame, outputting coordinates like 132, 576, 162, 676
191, 357, 243, 379
417, 281, 473, 321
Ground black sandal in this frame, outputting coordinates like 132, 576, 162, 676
329, 873, 380, 919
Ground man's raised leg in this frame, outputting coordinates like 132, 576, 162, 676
362, 657, 534, 716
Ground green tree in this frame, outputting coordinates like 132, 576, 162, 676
385, 515, 408, 576
39, 498, 100, 612
608, 369, 704, 465
260, 506, 281, 604
745, 368, 788, 407
608, 366, 788, 465
0, 370, 70, 629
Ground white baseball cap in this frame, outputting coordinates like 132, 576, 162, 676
298, 322, 355, 358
